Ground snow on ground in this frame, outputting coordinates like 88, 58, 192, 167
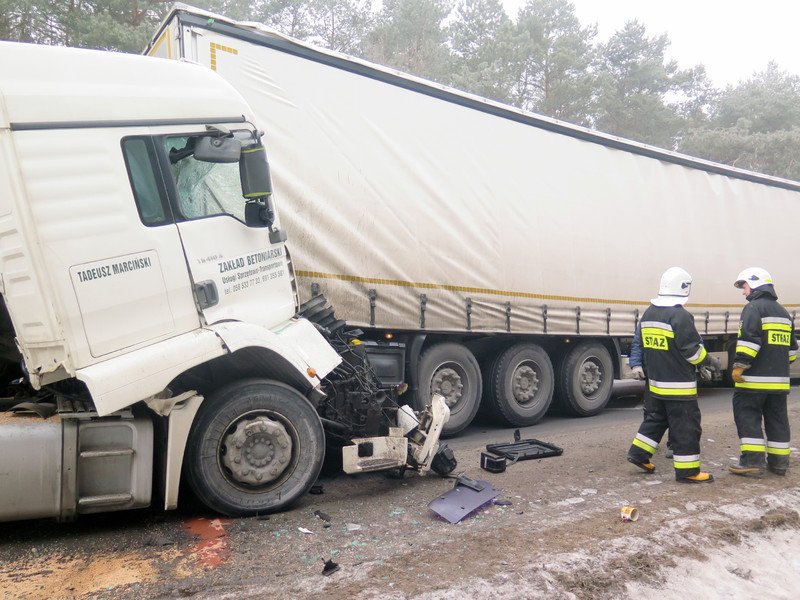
627, 528, 800, 600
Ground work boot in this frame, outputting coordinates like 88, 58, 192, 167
767, 464, 787, 476
627, 455, 655, 473
678, 472, 714, 483
728, 462, 765, 478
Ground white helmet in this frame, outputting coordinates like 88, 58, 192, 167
651, 267, 692, 307
734, 267, 773, 289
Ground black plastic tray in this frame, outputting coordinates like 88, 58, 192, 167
485, 438, 563, 461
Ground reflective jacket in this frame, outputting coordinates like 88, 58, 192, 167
734, 285, 798, 393
640, 304, 707, 400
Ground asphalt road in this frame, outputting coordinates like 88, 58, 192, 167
2, 382, 798, 600
450, 378, 705, 450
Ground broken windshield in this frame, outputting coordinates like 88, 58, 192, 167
165, 135, 246, 222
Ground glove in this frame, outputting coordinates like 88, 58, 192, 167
698, 355, 722, 381
630, 366, 645, 380
708, 355, 722, 376
731, 362, 748, 383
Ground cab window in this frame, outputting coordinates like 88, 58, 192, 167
122, 137, 170, 226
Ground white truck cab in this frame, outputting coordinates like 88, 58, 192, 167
0, 42, 450, 522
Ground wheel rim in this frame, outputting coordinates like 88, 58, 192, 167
430, 362, 467, 414
219, 411, 296, 490
578, 357, 604, 398
510, 361, 541, 407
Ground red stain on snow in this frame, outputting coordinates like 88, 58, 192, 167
183, 517, 232, 568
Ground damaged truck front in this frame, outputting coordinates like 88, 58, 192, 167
0, 41, 452, 523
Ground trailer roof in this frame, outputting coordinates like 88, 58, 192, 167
0, 41, 251, 131
150, 3, 800, 193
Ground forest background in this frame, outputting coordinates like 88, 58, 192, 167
3, 0, 800, 180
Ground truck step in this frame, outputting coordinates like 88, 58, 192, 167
77, 493, 133, 508
80, 448, 134, 459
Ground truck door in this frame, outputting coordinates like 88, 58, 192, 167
159, 133, 296, 329
15, 131, 203, 364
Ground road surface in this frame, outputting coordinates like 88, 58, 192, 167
2, 383, 800, 599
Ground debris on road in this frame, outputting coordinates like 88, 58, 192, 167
480, 451, 507, 473
621, 506, 639, 522
486, 437, 564, 462
321, 559, 340, 576
345, 523, 362, 532
298, 527, 314, 535
556, 497, 585, 507
428, 476, 499, 524
309, 484, 324, 495
314, 510, 331, 522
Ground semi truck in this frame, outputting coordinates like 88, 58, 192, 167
146, 4, 800, 437
0, 41, 453, 523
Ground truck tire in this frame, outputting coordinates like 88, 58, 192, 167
185, 379, 324, 516
485, 343, 554, 427
416, 343, 482, 437
555, 341, 614, 417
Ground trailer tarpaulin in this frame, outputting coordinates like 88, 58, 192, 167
150, 6, 800, 336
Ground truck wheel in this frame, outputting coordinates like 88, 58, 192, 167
417, 343, 482, 437
555, 341, 614, 417
185, 379, 324, 516
485, 343, 554, 426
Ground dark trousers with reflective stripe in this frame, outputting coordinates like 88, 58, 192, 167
732, 391, 790, 470
629, 392, 701, 479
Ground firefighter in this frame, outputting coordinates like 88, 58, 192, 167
729, 267, 798, 477
626, 267, 716, 483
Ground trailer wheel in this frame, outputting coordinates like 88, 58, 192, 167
555, 341, 614, 417
485, 343, 554, 427
417, 343, 482, 437
185, 379, 324, 516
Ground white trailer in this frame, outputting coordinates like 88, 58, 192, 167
0, 41, 451, 523
148, 5, 800, 436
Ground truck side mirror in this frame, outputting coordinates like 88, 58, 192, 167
245, 200, 274, 228
240, 143, 273, 200
193, 136, 242, 163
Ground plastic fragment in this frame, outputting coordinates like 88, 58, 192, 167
321, 559, 340, 576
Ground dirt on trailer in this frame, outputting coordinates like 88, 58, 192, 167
2, 388, 800, 599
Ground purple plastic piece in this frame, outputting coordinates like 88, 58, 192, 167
428, 479, 500, 523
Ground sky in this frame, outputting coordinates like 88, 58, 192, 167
499, 0, 800, 87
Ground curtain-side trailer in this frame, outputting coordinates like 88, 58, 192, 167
148, 4, 800, 436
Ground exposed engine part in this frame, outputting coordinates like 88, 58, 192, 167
298, 294, 402, 440
299, 295, 453, 476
